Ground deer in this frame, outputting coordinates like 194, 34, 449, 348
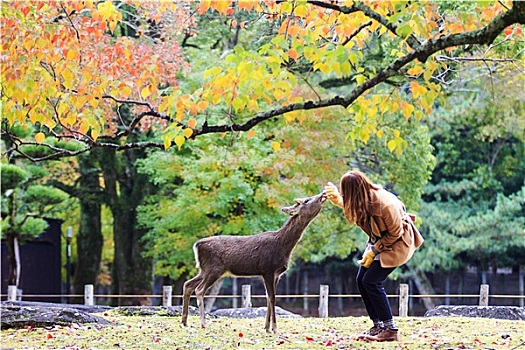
181, 191, 327, 333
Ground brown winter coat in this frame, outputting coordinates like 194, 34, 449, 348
358, 188, 424, 268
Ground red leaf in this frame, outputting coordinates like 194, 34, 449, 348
21, 6, 30, 17
305, 336, 314, 342
326, 340, 333, 346
504, 27, 512, 35
238, 332, 244, 338
46, 333, 53, 339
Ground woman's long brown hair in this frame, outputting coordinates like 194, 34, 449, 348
340, 170, 381, 225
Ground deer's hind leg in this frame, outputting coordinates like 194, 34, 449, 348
194, 271, 224, 329
183, 272, 213, 326
182, 273, 204, 326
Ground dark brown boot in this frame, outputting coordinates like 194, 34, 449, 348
357, 326, 384, 340
364, 328, 399, 342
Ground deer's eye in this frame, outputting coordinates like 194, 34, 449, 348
303, 199, 310, 204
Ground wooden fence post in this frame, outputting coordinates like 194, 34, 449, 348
232, 277, 238, 308
241, 285, 252, 308
399, 283, 409, 317
479, 284, 489, 306
162, 286, 172, 306
318, 285, 329, 318
84, 284, 94, 306
7, 285, 17, 302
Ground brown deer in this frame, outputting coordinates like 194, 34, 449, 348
181, 191, 326, 333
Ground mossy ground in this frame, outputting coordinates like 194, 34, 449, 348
1, 313, 523, 349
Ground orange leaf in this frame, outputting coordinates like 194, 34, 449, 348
35, 132, 45, 144
247, 129, 256, 139
188, 118, 197, 128
288, 48, 298, 61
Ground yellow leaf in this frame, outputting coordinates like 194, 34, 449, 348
121, 86, 133, 98
401, 102, 414, 120
387, 139, 397, 152
232, 97, 245, 111
376, 129, 384, 138
271, 141, 280, 152
61, 69, 75, 89
212, 0, 230, 14
163, 136, 172, 150
283, 112, 295, 123
356, 75, 366, 85
294, 4, 308, 17
91, 128, 99, 141
393, 129, 400, 138
407, 66, 423, 76
349, 52, 358, 65
423, 69, 433, 82
183, 128, 193, 138
109, 20, 117, 33
175, 135, 185, 150
66, 49, 78, 61
140, 86, 151, 100
410, 82, 428, 99
35, 132, 45, 144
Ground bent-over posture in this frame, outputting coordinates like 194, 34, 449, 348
325, 170, 424, 342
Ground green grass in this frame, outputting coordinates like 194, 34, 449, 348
1, 313, 524, 349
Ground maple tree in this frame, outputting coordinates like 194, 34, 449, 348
1, 1, 524, 161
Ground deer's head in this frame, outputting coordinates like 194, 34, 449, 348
281, 192, 327, 217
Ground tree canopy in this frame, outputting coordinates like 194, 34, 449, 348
2, 1, 524, 160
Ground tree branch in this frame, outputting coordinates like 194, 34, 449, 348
5, 1, 524, 161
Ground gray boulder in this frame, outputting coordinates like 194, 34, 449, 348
212, 306, 301, 318
424, 305, 525, 320
1, 301, 113, 329
112, 305, 199, 317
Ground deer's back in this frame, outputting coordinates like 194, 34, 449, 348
195, 233, 291, 276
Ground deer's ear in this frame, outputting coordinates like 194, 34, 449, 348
282, 205, 300, 216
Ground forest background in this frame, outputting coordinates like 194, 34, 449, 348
1, 0, 524, 313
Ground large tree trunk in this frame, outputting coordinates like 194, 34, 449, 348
100, 148, 153, 306
204, 278, 224, 313
407, 264, 436, 311
72, 155, 103, 303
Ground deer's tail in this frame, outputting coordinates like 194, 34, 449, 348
193, 242, 201, 269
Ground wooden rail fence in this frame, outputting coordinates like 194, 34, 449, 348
4, 283, 524, 316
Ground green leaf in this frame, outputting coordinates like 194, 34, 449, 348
396, 23, 413, 37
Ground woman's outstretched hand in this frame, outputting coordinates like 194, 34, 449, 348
324, 182, 343, 207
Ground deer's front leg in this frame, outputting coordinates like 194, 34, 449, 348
263, 274, 277, 333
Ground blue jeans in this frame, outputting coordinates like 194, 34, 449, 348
356, 260, 396, 322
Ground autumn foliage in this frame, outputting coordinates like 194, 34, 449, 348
1, 1, 524, 159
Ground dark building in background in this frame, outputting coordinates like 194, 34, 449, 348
1, 219, 62, 302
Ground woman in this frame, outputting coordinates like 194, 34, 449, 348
324, 170, 424, 342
